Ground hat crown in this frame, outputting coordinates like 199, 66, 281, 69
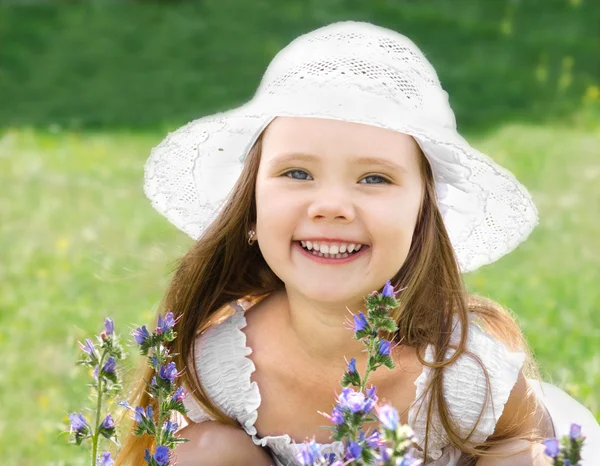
254, 21, 456, 129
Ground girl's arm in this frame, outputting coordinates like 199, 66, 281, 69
476, 370, 554, 466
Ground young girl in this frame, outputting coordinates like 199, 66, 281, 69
114, 21, 600, 465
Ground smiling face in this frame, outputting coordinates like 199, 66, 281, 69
253, 116, 425, 305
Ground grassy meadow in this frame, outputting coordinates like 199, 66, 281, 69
1, 1, 599, 464
1, 109, 599, 464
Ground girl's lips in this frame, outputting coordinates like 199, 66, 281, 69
293, 241, 369, 265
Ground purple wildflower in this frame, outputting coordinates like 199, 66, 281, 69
297, 439, 325, 466
118, 400, 132, 410
163, 420, 178, 434
363, 385, 378, 414
157, 312, 176, 335
377, 339, 391, 357
359, 429, 381, 449
78, 339, 96, 356
149, 355, 159, 370
92, 365, 99, 380
154, 445, 171, 466
159, 361, 180, 383
377, 404, 399, 431
104, 318, 114, 336
102, 357, 116, 374
347, 358, 357, 375
542, 438, 560, 458
172, 386, 186, 402
382, 280, 395, 298
134, 405, 153, 424
346, 441, 362, 461
100, 413, 115, 430
320, 406, 345, 425
132, 325, 150, 345
338, 387, 368, 414
68, 412, 89, 433
569, 423, 582, 440
353, 312, 369, 333
97, 451, 114, 466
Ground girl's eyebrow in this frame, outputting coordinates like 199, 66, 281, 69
270, 152, 407, 174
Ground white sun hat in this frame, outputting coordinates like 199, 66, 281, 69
143, 20, 538, 274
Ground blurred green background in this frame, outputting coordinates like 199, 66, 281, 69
1, 1, 599, 464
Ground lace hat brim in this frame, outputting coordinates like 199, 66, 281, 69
144, 87, 538, 274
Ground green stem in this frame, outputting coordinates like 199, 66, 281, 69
155, 343, 164, 446
91, 352, 107, 466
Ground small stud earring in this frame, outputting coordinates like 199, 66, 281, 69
248, 229, 257, 246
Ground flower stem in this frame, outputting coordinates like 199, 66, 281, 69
91, 352, 107, 466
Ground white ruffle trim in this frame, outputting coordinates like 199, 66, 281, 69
408, 314, 526, 460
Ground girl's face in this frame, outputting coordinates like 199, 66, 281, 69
254, 116, 424, 305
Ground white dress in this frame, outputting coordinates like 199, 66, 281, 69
180, 300, 600, 465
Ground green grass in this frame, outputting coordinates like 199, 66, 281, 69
1, 110, 599, 464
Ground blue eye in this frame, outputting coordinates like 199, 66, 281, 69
282, 170, 390, 184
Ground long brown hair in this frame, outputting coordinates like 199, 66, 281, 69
114, 128, 543, 464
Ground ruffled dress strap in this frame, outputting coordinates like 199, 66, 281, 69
181, 301, 261, 426
408, 313, 526, 461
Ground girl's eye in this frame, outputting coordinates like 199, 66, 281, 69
282, 170, 390, 184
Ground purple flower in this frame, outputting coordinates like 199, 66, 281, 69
380, 446, 391, 462
100, 414, 115, 430
338, 387, 368, 414
353, 312, 369, 333
163, 420, 178, 434
377, 339, 391, 357
159, 361, 180, 383
92, 365, 99, 380
68, 412, 89, 433
320, 406, 345, 425
97, 451, 114, 466
104, 318, 114, 336
132, 325, 150, 345
102, 357, 116, 374
134, 405, 153, 424
172, 386, 186, 402
157, 312, 176, 334
542, 438, 560, 458
377, 404, 399, 431
569, 423, 582, 440
382, 280, 395, 298
118, 400, 132, 410
359, 429, 381, 449
78, 339, 96, 356
296, 439, 325, 466
346, 440, 362, 460
149, 355, 159, 370
347, 358, 357, 375
154, 445, 171, 466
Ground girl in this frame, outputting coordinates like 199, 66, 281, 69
114, 21, 600, 465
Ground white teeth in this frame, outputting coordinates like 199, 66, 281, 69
298, 241, 366, 254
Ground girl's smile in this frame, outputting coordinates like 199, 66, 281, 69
292, 240, 370, 265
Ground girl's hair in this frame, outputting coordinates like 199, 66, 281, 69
114, 130, 544, 465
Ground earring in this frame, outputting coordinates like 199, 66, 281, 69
247, 229, 257, 246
